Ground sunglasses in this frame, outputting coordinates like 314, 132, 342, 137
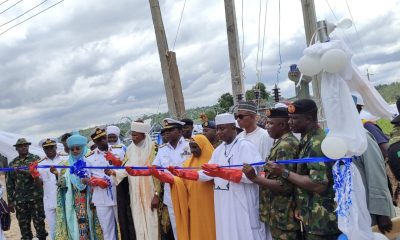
43, 146, 56, 150
235, 114, 250, 120
70, 146, 82, 151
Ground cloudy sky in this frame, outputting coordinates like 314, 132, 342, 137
0, 0, 399, 140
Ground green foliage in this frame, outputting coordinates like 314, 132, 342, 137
217, 92, 234, 112
245, 82, 270, 101
376, 82, 400, 103
377, 119, 394, 135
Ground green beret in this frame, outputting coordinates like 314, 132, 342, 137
288, 99, 317, 115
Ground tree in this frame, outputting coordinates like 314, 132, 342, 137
218, 93, 234, 112
245, 82, 269, 101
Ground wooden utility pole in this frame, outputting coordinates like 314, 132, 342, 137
224, 0, 245, 105
300, 0, 325, 125
149, 0, 185, 119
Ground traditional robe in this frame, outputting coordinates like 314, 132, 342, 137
238, 126, 273, 161
116, 134, 159, 240
171, 135, 216, 240
198, 136, 266, 240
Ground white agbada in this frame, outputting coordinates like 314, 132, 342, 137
199, 136, 266, 240
38, 154, 67, 240
238, 127, 273, 161
115, 124, 159, 240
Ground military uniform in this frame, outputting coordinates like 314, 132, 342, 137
296, 128, 340, 239
260, 132, 300, 240
152, 118, 191, 239
6, 139, 47, 240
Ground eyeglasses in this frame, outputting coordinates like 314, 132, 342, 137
235, 114, 250, 120
70, 146, 82, 151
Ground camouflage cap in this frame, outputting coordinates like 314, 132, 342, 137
13, 138, 31, 147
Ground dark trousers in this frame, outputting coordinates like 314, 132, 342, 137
117, 178, 136, 240
15, 199, 47, 240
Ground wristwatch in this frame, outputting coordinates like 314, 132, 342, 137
282, 169, 290, 179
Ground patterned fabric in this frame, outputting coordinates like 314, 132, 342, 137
295, 128, 339, 236
260, 132, 300, 235
6, 153, 43, 204
389, 125, 400, 146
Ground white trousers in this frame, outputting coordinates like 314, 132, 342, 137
167, 205, 177, 240
44, 208, 56, 240
96, 206, 118, 240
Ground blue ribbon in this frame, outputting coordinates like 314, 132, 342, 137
69, 159, 89, 178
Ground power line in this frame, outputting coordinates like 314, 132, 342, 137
0, 0, 11, 7
0, 0, 24, 14
276, 0, 282, 84
323, 0, 354, 52
259, 0, 268, 83
344, 0, 367, 58
172, 0, 186, 50
0, 0, 64, 36
0, 0, 49, 28
0, 0, 23, 15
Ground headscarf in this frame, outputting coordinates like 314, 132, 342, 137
184, 134, 214, 168
107, 125, 121, 145
66, 132, 88, 191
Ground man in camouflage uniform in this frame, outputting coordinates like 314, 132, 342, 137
388, 98, 400, 181
6, 138, 47, 240
243, 107, 300, 240
269, 99, 340, 240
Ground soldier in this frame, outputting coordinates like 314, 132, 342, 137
6, 138, 48, 240
243, 107, 300, 240
388, 99, 400, 182
268, 99, 340, 240
202, 120, 222, 148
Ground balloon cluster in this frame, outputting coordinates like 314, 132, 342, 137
321, 136, 348, 159
298, 48, 348, 76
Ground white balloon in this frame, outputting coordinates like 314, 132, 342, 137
298, 55, 322, 76
320, 49, 348, 73
321, 136, 348, 159
337, 18, 353, 29
372, 232, 389, 240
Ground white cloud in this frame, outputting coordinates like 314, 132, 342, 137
0, 0, 398, 139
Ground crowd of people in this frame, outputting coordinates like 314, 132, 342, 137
3, 97, 400, 240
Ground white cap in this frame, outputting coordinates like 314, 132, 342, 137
215, 113, 235, 125
131, 121, 151, 133
106, 125, 120, 136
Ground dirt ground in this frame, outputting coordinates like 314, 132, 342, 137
1, 174, 48, 240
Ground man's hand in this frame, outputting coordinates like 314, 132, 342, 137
50, 166, 58, 176
167, 166, 199, 181
105, 152, 122, 166
266, 161, 284, 176
242, 164, 257, 181
125, 167, 151, 176
28, 161, 40, 178
8, 203, 15, 213
294, 209, 302, 221
151, 195, 159, 211
376, 215, 392, 234
104, 169, 116, 177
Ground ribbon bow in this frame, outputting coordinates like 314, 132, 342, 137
70, 159, 89, 178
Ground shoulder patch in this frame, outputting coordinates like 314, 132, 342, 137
158, 143, 167, 148
111, 144, 123, 149
85, 151, 95, 158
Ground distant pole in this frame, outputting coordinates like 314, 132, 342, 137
300, 0, 325, 125
366, 68, 374, 81
149, 0, 186, 119
224, 0, 245, 105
